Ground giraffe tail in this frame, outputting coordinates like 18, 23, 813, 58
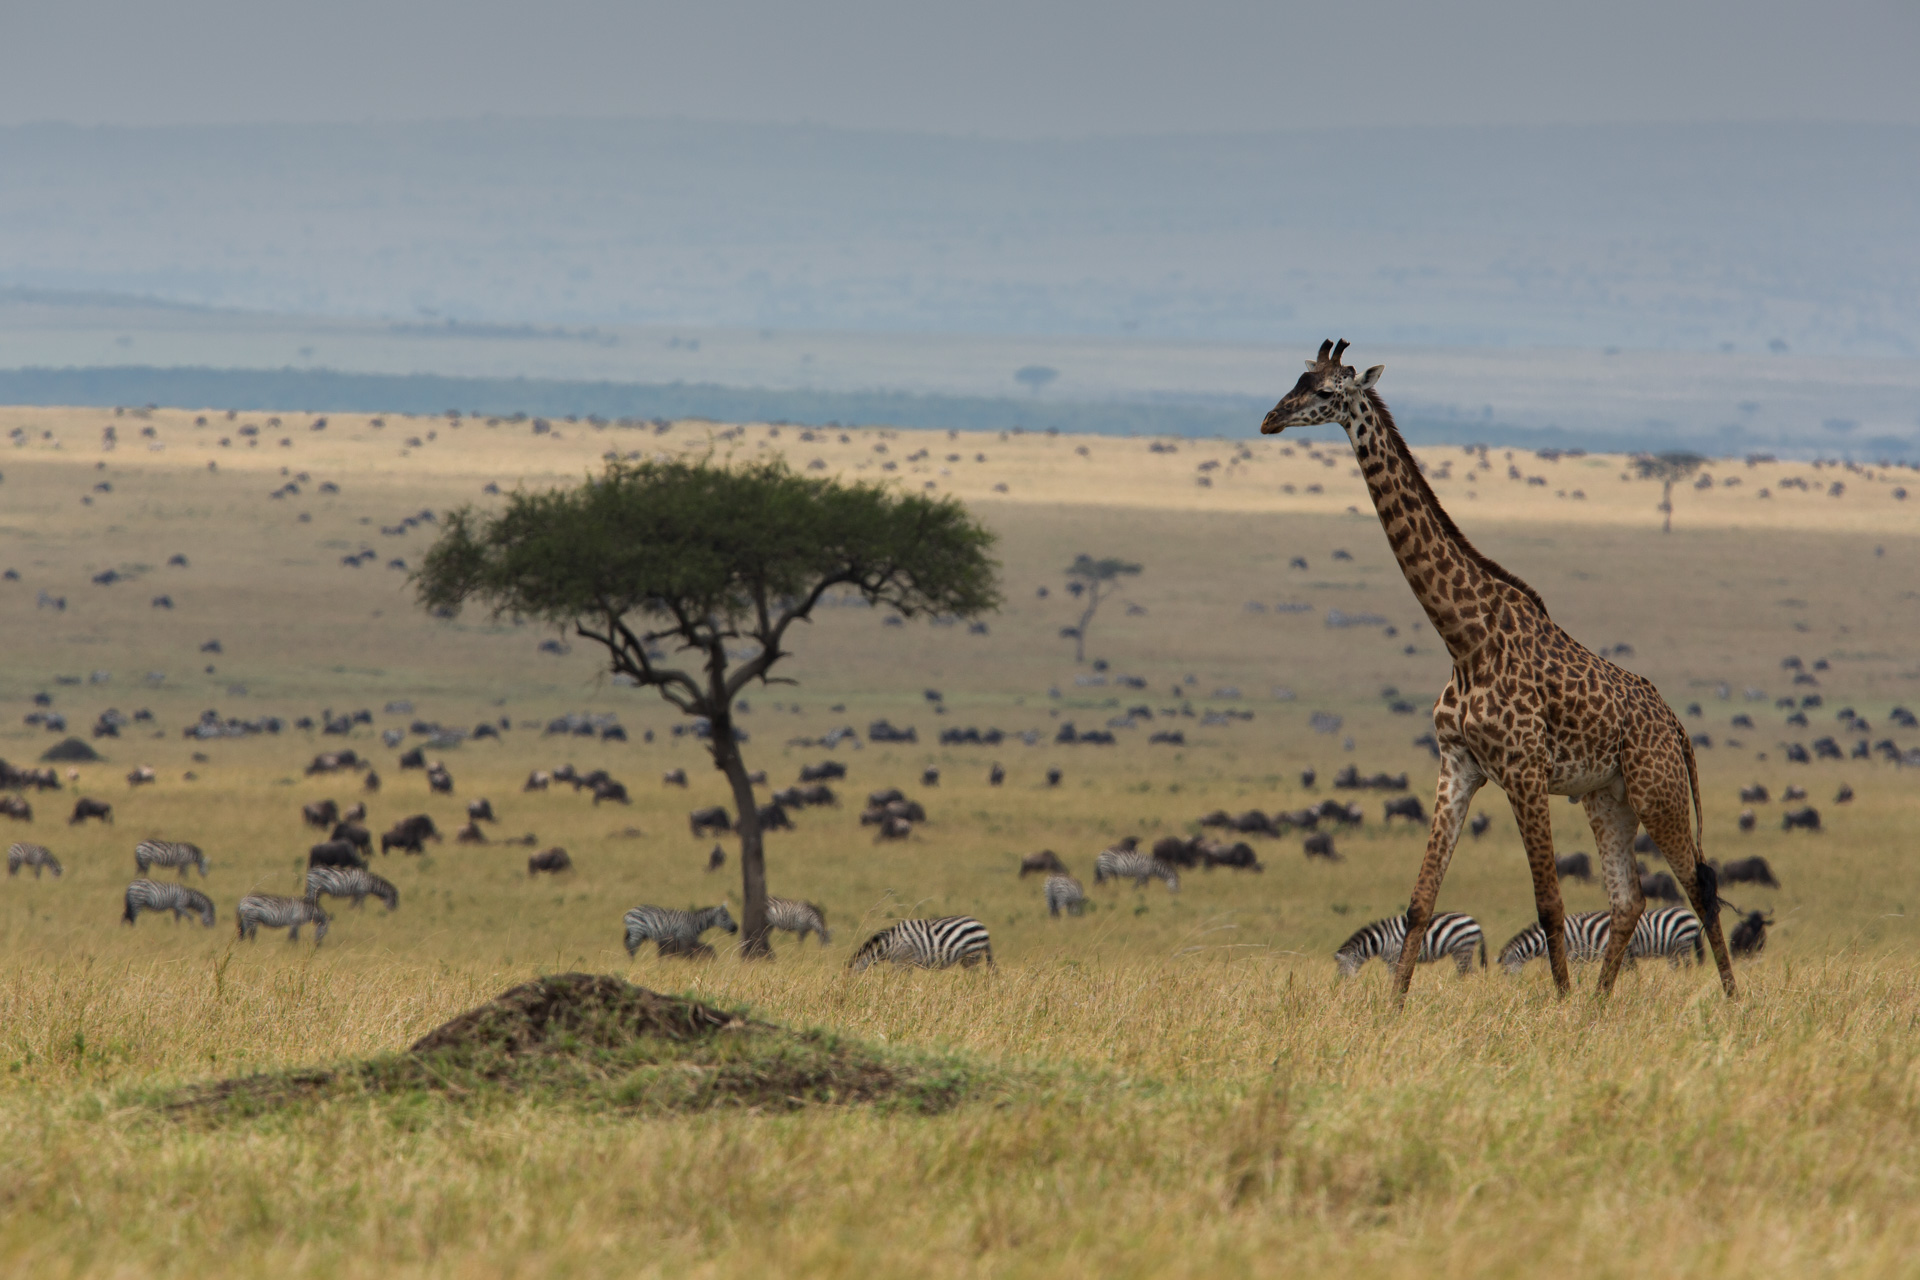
1694, 859, 1720, 931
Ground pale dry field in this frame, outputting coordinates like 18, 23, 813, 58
0, 402, 1918, 1277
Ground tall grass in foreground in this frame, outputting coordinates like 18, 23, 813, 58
1, 952, 1917, 1277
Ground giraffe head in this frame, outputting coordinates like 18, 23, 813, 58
1260, 339, 1385, 434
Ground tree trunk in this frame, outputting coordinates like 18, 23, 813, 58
1073, 582, 1100, 663
1661, 479, 1674, 534
707, 705, 772, 958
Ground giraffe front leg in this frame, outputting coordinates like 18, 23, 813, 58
1391, 750, 1483, 999
1509, 780, 1572, 995
1583, 781, 1643, 996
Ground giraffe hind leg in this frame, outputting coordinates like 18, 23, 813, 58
1629, 761, 1736, 998
1583, 782, 1644, 996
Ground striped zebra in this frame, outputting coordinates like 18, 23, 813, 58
622, 903, 738, 958
1335, 911, 1486, 978
765, 897, 831, 945
1093, 848, 1179, 892
848, 916, 993, 972
1044, 873, 1087, 917
1497, 908, 1705, 974
237, 894, 330, 944
122, 878, 216, 927
135, 839, 210, 878
304, 866, 399, 912
7, 842, 62, 878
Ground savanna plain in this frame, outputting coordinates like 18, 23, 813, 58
1, 402, 1918, 1278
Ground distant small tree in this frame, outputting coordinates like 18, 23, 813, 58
1063, 554, 1141, 663
1014, 365, 1059, 395
1633, 451, 1708, 533
415, 458, 1000, 956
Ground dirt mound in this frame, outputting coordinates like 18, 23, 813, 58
162, 973, 982, 1118
408, 972, 752, 1056
39, 737, 102, 763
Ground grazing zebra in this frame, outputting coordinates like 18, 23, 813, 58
1335, 911, 1486, 978
848, 916, 994, 971
1496, 908, 1705, 974
304, 866, 399, 912
622, 903, 738, 958
237, 894, 330, 944
1044, 873, 1087, 917
1093, 848, 1179, 891
135, 839, 210, 878
765, 896, 831, 944
122, 878, 216, 926
7, 842, 61, 878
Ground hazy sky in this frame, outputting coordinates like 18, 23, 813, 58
4, 0, 1917, 137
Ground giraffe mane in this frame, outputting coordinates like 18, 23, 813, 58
1364, 389, 1550, 619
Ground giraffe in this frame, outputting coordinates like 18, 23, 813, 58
1261, 340, 1735, 1000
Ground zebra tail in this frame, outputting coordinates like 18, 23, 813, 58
1479, 936, 1488, 968
121, 893, 136, 924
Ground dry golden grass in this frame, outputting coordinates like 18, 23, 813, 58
0, 401, 1917, 1275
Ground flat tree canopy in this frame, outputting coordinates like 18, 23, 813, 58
1062, 553, 1141, 663
415, 457, 1000, 954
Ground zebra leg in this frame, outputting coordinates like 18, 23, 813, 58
1392, 749, 1483, 998
1452, 945, 1473, 977
287, 924, 301, 942
1509, 778, 1573, 995
1584, 781, 1643, 996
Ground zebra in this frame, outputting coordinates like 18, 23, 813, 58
765, 896, 831, 944
1044, 873, 1087, 917
1093, 848, 1179, 892
848, 916, 993, 972
122, 878, 216, 926
135, 839, 210, 878
304, 866, 399, 912
1496, 908, 1705, 974
622, 903, 738, 958
7, 842, 62, 878
237, 894, 330, 944
1335, 911, 1486, 978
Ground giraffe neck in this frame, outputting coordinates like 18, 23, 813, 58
1341, 394, 1537, 661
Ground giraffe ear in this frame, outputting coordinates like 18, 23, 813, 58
1359, 365, 1384, 389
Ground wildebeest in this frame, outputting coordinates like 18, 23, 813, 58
1640, 870, 1683, 903
1019, 849, 1069, 877
1045, 767, 1062, 787
1151, 835, 1204, 868
662, 768, 689, 788
798, 761, 847, 782
1835, 784, 1854, 804
1555, 852, 1593, 882
1715, 856, 1780, 888
127, 765, 156, 787
342, 801, 366, 823
330, 821, 372, 854
689, 806, 731, 837
1303, 832, 1338, 861
381, 813, 440, 855
1300, 768, 1316, 788
592, 780, 630, 806
454, 821, 488, 844
1633, 831, 1658, 854
427, 764, 454, 794
874, 813, 913, 841
1468, 812, 1491, 839
0, 795, 32, 822
1781, 806, 1821, 832
867, 787, 905, 808
523, 770, 552, 791
528, 847, 572, 875
1738, 808, 1757, 832
302, 799, 340, 829
989, 763, 1005, 786
398, 747, 426, 769
1782, 784, 1807, 802
756, 802, 793, 831
705, 845, 726, 872
1202, 841, 1264, 872
1232, 810, 1279, 837
468, 797, 496, 822
1739, 783, 1770, 804
1383, 795, 1427, 824
69, 797, 112, 825
363, 770, 381, 792
308, 840, 366, 870
1730, 910, 1773, 957
922, 767, 940, 787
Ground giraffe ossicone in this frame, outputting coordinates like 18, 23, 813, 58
1261, 339, 1736, 1001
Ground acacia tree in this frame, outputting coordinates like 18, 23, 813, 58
1633, 451, 1708, 533
1063, 553, 1141, 663
415, 458, 1000, 957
